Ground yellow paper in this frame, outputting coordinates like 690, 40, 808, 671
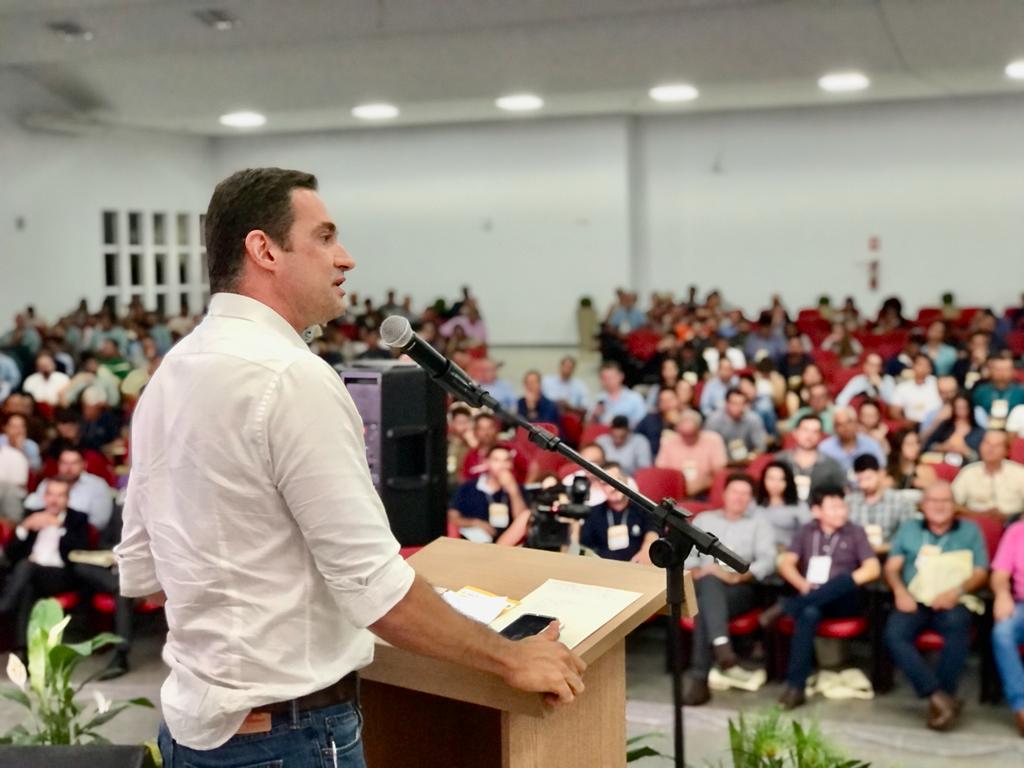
907, 550, 973, 606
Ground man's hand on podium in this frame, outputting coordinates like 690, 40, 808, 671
372, 578, 587, 706
501, 621, 588, 706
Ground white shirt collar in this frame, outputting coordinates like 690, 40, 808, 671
207, 293, 308, 351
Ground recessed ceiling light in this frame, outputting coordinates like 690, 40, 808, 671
47, 20, 94, 41
1006, 60, 1024, 80
818, 71, 870, 93
195, 9, 239, 31
219, 111, 266, 128
352, 103, 399, 120
495, 94, 544, 112
649, 83, 699, 103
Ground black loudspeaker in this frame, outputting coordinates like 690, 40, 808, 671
0, 745, 155, 767
340, 362, 447, 546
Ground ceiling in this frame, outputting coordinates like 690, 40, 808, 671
2, 0, 1023, 135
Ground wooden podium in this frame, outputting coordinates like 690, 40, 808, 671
360, 538, 684, 768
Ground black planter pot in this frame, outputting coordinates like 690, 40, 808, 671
0, 744, 156, 768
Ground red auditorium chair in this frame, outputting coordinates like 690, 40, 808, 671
961, 511, 1005, 562
634, 467, 686, 503
679, 608, 763, 670
915, 307, 943, 327
91, 593, 163, 617
770, 615, 868, 681
1007, 331, 1024, 358
579, 423, 611, 447
956, 307, 981, 327
529, 449, 568, 478
560, 410, 583, 448
928, 462, 960, 483
1010, 437, 1024, 465
705, 468, 732, 508
513, 423, 560, 461
557, 462, 582, 480
746, 453, 776, 483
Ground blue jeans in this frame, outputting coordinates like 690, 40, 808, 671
158, 701, 365, 768
884, 604, 972, 698
992, 602, 1024, 712
782, 573, 861, 689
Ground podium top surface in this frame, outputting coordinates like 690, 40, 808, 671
407, 538, 668, 659
361, 538, 676, 717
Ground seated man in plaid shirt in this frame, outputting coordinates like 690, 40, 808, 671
847, 454, 915, 546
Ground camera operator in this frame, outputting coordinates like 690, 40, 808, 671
576, 464, 659, 564
447, 445, 529, 545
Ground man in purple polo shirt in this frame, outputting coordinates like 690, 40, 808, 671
991, 521, 1024, 734
763, 483, 881, 709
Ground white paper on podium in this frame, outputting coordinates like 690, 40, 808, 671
442, 588, 512, 625
490, 579, 642, 649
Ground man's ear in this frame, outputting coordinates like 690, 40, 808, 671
243, 230, 278, 275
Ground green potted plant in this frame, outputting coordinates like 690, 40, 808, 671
724, 710, 870, 768
0, 598, 157, 764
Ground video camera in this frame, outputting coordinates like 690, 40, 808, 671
524, 474, 592, 552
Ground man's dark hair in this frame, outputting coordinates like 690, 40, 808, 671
724, 473, 755, 492
205, 168, 319, 293
725, 387, 747, 401
795, 413, 822, 429
599, 360, 623, 374
809, 483, 845, 508
610, 415, 630, 430
852, 454, 881, 473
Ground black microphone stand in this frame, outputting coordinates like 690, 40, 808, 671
431, 379, 750, 767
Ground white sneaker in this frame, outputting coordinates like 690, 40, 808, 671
708, 665, 767, 692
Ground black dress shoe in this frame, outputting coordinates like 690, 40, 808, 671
926, 691, 958, 731
778, 686, 806, 710
683, 676, 711, 706
97, 651, 130, 681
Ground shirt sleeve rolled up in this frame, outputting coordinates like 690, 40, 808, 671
265, 355, 414, 629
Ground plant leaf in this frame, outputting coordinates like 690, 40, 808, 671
46, 616, 72, 650
627, 746, 662, 761
0, 687, 31, 708
28, 598, 63, 635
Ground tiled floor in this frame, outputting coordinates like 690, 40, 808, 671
2, 615, 1022, 766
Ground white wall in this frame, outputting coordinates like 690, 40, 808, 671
639, 96, 1024, 317
0, 71, 213, 323
213, 118, 633, 344
3, 84, 1023, 342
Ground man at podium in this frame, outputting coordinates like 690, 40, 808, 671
115, 168, 586, 768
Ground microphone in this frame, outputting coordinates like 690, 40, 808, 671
380, 316, 500, 410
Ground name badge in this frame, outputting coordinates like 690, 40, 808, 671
682, 461, 699, 484
806, 555, 832, 585
607, 524, 630, 551
965, 371, 980, 390
489, 502, 510, 529
865, 524, 883, 548
992, 399, 1010, 419
684, 371, 698, 385
794, 475, 811, 502
728, 439, 749, 462
916, 543, 941, 570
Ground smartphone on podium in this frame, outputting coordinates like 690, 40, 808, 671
499, 613, 559, 641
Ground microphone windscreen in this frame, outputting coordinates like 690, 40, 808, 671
380, 315, 414, 349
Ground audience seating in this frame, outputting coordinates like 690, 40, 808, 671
579, 423, 611, 447
679, 608, 763, 670
634, 467, 686, 503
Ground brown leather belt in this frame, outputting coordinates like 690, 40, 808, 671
251, 672, 359, 717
